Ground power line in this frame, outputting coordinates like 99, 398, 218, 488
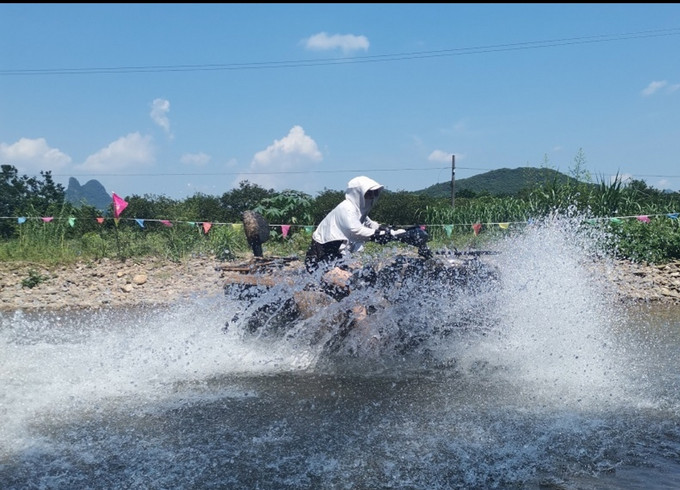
39, 166, 680, 180
49, 167, 452, 178
2, 27, 679, 76
45, 166, 680, 179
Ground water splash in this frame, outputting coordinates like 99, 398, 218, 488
2, 215, 679, 488
451, 215, 629, 409
0, 300, 313, 454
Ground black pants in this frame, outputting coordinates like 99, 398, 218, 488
304, 239, 352, 300
304, 239, 344, 273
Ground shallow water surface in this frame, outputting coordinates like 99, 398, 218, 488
2, 219, 679, 489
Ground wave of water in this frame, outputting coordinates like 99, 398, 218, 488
1, 215, 679, 488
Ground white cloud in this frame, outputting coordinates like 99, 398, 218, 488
302, 32, 369, 54
235, 125, 322, 190
180, 152, 211, 166
668, 83, 680, 94
76, 132, 155, 173
150, 98, 172, 137
0, 137, 72, 175
642, 80, 668, 96
428, 150, 452, 163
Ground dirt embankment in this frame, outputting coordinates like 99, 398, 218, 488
0, 256, 679, 312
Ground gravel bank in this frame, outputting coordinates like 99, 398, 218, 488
1, 255, 679, 312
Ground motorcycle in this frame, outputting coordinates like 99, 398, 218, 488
222, 225, 500, 357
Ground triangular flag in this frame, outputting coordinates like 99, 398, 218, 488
68, 217, 76, 227
472, 223, 482, 236
114, 218, 120, 226
187, 221, 196, 226
281, 224, 291, 238
498, 222, 509, 229
610, 217, 623, 224
444, 225, 453, 237
304, 226, 314, 234
232, 223, 243, 231
586, 219, 597, 225
419, 225, 426, 231
96, 217, 105, 224
202, 222, 212, 234
160, 220, 173, 227
17, 217, 26, 224
112, 192, 128, 219
636, 215, 650, 223
135, 219, 145, 228
41, 217, 53, 222
668, 213, 678, 220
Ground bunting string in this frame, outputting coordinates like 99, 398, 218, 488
1, 211, 677, 235
0, 192, 677, 236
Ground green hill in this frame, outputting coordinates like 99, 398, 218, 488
65, 177, 111, 211
415, 167, 580, 198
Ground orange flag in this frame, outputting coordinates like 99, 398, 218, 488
472, 223, 482, 236
202, 222, 212, 234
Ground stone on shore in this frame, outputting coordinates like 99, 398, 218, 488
0, 255, 679, 312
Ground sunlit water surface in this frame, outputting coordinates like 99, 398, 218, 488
1, 218, 679, 489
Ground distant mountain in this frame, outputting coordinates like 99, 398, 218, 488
65, 177, 111, 211
414, 167, 581, 198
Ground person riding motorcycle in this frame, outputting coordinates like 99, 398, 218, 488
304, 175, 405, 274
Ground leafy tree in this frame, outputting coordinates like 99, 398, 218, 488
219, 180, 275, 222
0, 164, 66, 238
124, 194, 180, 219
254, 190, 313, 225
181, 193, 226, 223
372, 191, 439, 226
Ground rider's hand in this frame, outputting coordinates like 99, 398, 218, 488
390, 228, 406, 237
371, 228, 391, 244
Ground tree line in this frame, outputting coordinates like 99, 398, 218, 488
2, 163, 680, 264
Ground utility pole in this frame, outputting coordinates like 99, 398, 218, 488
451, 154, 456, 208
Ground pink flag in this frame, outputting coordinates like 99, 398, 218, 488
112, 193, 128, 219
41, 217, 53, 222
160, 220, 173, 227
281, 224, 291, 238
636, 215, 650, 223
202, 222, 212, 234
96, 217, 105, 224
472, 223, 482, 236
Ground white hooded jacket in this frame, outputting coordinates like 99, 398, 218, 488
312, 176, 384, 253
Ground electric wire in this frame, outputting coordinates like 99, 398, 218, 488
2, 27, 679, 76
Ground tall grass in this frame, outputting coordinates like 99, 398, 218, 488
1, 175, 679, 265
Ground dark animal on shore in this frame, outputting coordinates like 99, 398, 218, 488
242, 210, 270, 257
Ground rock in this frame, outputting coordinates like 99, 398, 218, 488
132, 274, 147, 285
1, 256, 679, 312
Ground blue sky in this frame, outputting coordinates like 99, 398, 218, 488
2, 3, 680, 199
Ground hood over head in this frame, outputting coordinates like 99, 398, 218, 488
345, 176, 384, 217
